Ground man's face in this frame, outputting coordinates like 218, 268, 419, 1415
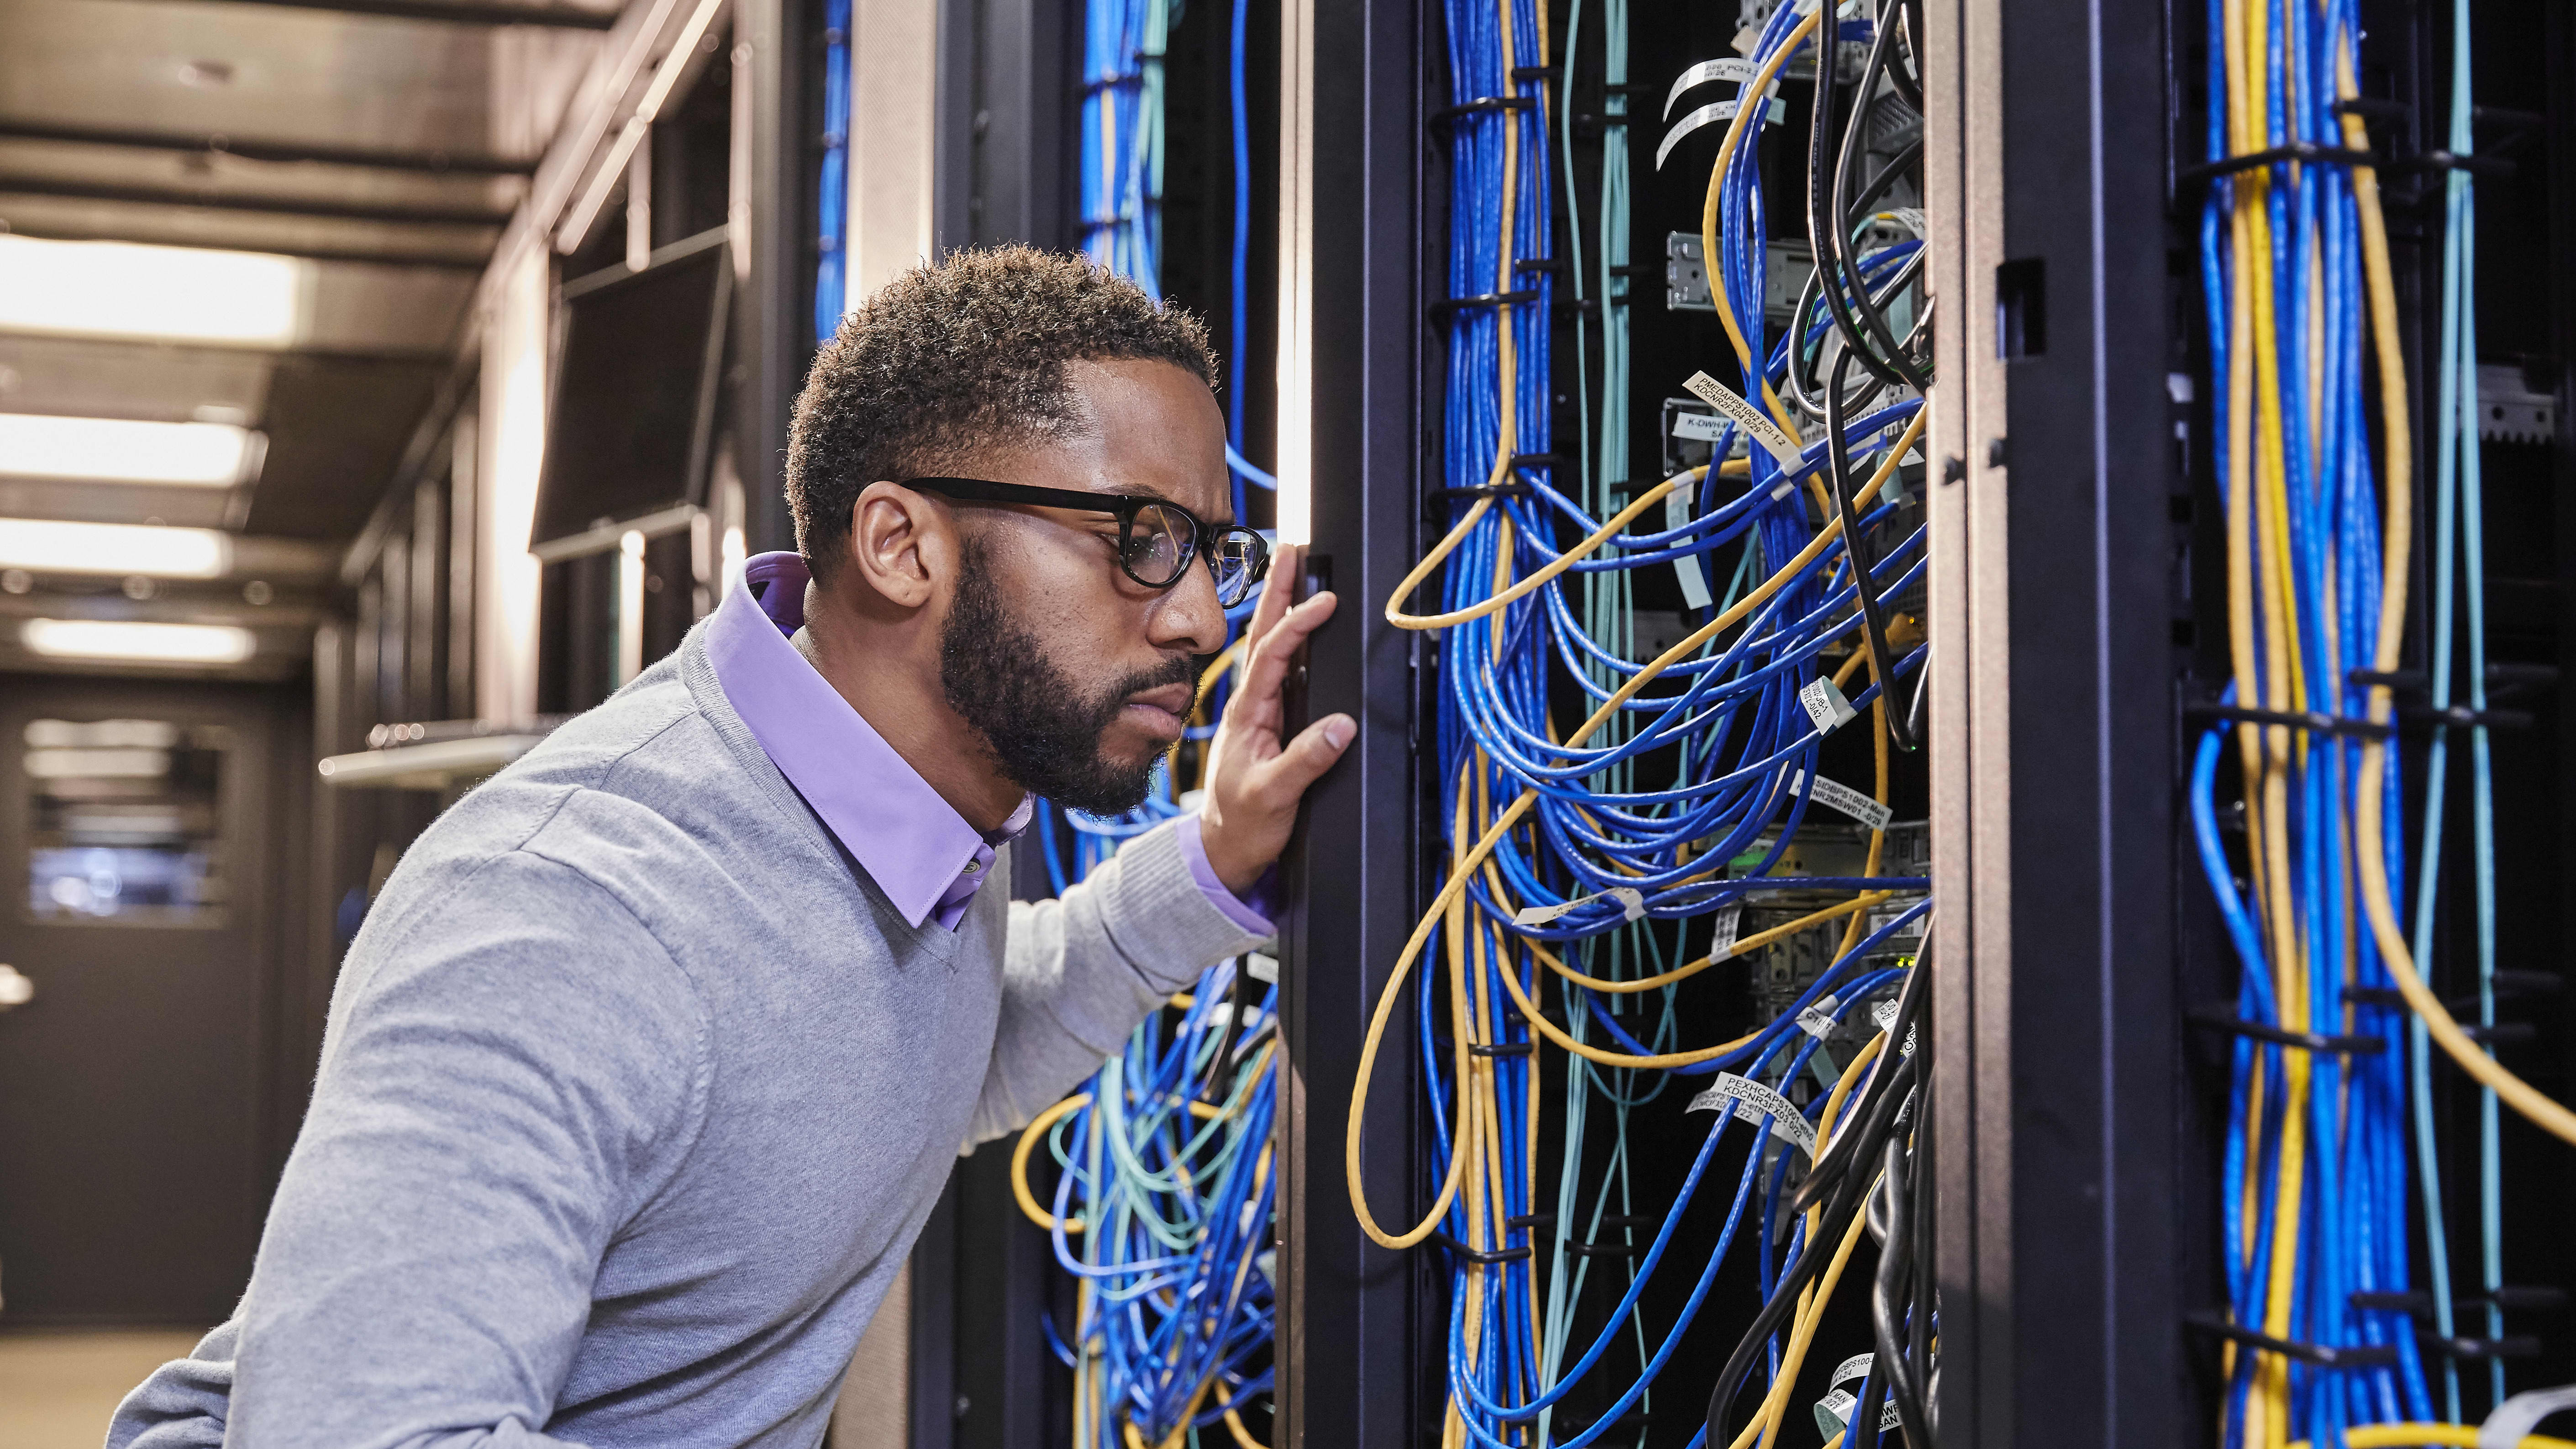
935, 357, 1232, 815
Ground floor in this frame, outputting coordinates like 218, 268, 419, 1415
0, 1328, 204, 1449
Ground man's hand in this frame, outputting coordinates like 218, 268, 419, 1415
1196, 543, 1354, 896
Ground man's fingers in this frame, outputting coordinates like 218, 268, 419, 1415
1255, 712, 1356, 799
1239, 590, 1339, 709
1243, 542, 1303, 647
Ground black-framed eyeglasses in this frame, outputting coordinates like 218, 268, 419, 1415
901, 476, 1272, 608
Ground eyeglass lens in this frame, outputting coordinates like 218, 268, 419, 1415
1121, 502, 1263, 607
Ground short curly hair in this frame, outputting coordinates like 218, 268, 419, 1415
786, 246, 1217, 577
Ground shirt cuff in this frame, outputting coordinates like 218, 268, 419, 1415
1175, 813, 1276, 936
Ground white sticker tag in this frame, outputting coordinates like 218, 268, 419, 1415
1515, 885, 1646, 927
1710, 902, 1743, 954
1833, 1353, 1874, 1387
1798, 675, 1859, 735
1668, 484, 1712, 609
1870, 998, 1919, 1057
1814, 1388, 1904, 1437
1790, 770, 1895, 832
1671, 411, 1728, 441
1795, 993, 1840, 1040
1682, 370, 1805, 468
1684, 1072, 1818, 1156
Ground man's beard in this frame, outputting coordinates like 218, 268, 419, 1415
939, 532, 1195, 816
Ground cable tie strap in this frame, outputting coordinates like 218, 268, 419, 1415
2354, 1287, 2569, 1315
2400, 702, 2536, 732
1682, 370, 1804, 467
1427, 482, 1533, 505
2184, 700, 2394, 741
2423, 1335, 2544, 1361
1428, 288, 1543, 321
1505, 1211, 1556, 1228
2331, 96, 2412, 122
1427, 95, 1535, 130
1467, 1040, 1535, 1058
1506, 453, 1561, 471
2387, 149, 2517, 180
1685, 1072, 1818, 1157
1515, 886, 1646, 927
2174, 142, 2378, 193
2186, 1006, 2385, 1056
2455, 1021, 2539, 1046
2184, 1311, 2399, 1370
1508, 64, 1558, 79
1564, 1239, 1645, 1259
1430, 1231, 1531, 1265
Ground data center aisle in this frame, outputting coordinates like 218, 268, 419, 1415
0, 1328, 206, 1449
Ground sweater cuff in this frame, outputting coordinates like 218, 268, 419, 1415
1175, 814, 1277, 935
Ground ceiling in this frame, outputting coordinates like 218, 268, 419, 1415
0, 0, 617, 675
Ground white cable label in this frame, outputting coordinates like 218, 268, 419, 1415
1815, 1388, 1903, 1436
1671, 411, 1728, 441
1685, 1072, 1817, 1156
1870, 998, 1919, 1057
1683, 370, 1805, 468
1790, 770, 1894, 832
1245, 951, 1279, 984
1795, 993, 1840, 1040
1515, 885, 1646, 927
1798, 675, 1859, 735
1833, 1353, 1874, 1387
1668, 484, 1713, 609
1710, 902, 1743, 955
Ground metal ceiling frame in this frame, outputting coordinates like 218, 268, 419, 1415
0, 177, 512, 227
0, 119, 536, 176
158, 0, 619, 27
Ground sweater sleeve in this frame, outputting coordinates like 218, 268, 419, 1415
967, 818, 1270, 1145
119, 850, 710, 1449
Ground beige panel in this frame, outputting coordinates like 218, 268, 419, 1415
843, 0, 937, 307
830, 1260, 911, 1449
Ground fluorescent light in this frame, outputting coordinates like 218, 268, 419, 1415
22, 618, 255, 665
0, 518, 232, 578
0, 235, 309, 347
0, 413, 262, 487
22, 747, 170, 779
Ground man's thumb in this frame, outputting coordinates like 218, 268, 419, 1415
1270, 714, 1355, 793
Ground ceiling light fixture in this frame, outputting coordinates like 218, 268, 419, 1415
21, 618, 256, 665
0, 518, 233, 578
0, 413, 264, 487
0, 235, 309, 347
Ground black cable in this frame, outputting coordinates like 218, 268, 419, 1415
1825, 345, 1922, 752
1818, 9, 1929, 392
1869, 1136, 1932, 1445
1789, 933, 1932, 1218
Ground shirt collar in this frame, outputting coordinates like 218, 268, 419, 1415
707, 551, 1031, 929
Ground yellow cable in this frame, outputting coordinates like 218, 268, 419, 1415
2290, 1431, 2576, 1449
1346, 414, 1925, 1245
1700, 6, 1825, 435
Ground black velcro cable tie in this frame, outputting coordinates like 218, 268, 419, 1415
1431, 1232, 1532, 1265
1428, 95, 1536, 130
2187, 1007, 2384, 1056
1507, 453, 1561, 471
2422, 1335, 2544, 1361
2354, 1286, 2569, 1315
1513, 256, 1569, 274
1509, 64, 1558, 79
2185, 1312, 2399, 1370
1468, 1040, 1536, 1058
1428, 288, 1543, 321
2387, 150, 2517, 179
1505, 1211, 1556, 1228
2184, 701, 2395, 741
1429, 483, 1533, 504
1565, 1239, 1645, 1259
2175, 142, 2378, 193
2331, 97, 2412, 122
2455, 1021, 2539, 1046
2401, 702, 2536, 732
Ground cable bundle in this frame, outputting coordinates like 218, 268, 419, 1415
1358, 1, 1940, 1444
2188, 0, 2576, 1444
1017, 954, 1280, 1449
1082, 0, 1170, 291
1025, 5, 1284, 1442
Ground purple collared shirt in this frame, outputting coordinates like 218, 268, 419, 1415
705, 552, 1272, 934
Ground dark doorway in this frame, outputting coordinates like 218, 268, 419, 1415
0, 674, 304, 1326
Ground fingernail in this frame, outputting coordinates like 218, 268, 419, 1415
1325, 717, 1355, 749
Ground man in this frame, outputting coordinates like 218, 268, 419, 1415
110, 247, 1353, 1448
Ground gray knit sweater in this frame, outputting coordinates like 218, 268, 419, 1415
107, 623, 1265, 1449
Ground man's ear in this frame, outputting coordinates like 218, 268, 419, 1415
846, 479, 951, 610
